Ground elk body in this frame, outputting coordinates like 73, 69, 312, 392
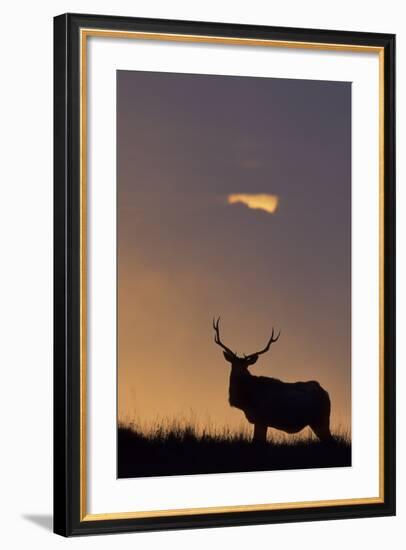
213, 318, 332, 443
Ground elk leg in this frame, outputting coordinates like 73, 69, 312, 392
310, 422, 332, 442
253, 424, 267, 443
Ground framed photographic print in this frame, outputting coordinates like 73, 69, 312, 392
53, 13, 396, 536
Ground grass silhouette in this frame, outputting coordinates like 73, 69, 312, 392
117, 419, 351, 478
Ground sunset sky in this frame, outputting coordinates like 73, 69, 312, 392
117, 70, 351, 435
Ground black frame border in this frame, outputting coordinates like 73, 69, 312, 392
54, 12, 396, 537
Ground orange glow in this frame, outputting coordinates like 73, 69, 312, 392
228, 193, 279, 214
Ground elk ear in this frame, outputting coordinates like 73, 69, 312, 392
246, 354, 258, 365
223, 351, 235, 363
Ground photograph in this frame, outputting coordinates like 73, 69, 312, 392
116, 69, 352, 478
0, 0, 401, 545
52, 12, 395, 536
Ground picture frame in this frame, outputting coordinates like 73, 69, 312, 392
53, 12, 396, 536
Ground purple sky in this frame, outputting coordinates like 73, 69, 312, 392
117, 70, 351, 435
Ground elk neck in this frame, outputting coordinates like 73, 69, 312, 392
228, 365, 252, 409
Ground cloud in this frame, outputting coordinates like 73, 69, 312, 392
227, 193, 279, 214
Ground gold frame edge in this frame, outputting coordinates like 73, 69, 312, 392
79, 27, 386, 522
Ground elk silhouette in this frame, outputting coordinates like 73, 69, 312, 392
213, 318, 332, 443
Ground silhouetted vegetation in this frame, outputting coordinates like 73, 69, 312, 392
117, 421, 351, 478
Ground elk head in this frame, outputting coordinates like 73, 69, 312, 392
212, 317, 280, 374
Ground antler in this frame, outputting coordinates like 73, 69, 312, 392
213, 317, 235, 356
244, 328, 281, 360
